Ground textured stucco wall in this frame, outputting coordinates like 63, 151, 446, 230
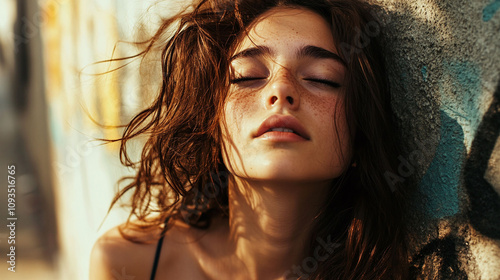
365, 0, 500, 279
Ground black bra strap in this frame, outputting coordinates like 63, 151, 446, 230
150, 217, 170, 280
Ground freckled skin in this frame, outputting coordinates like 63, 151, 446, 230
91, 8, 357, 280
221, 7, 352, 184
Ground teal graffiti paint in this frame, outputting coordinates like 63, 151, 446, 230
449, 61, 482, 135
420, 60, 482, 219
440, 60, 482, 141
421, 66, 428, 82
483, 0, 500, 22
419, 111, 464, 219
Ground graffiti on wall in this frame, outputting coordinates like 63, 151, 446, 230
464, 80, 500, 239
410, 81, 500, 279
378, 0, 500, 277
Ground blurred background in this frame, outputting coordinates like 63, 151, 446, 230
0, 0, 189, 279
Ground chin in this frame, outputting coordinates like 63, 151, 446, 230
233, 163, 342, 185
222, 152, 347, 184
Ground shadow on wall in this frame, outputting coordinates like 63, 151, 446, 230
410, 81, 500, 279
464, 80, 500, 239
408, 110, 470, 280
374, 0, 500, 279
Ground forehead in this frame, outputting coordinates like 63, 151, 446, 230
235, 7, 337, 55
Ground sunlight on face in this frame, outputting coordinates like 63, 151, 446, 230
220, 7, 352, 185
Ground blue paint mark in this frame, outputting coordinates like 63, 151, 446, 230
419, 111, 464, 219
440, 60, 482, 139
399, 69, 410, 93
422, 60, 483, 219
453, 62, 481, 129
440, 103, 469, 122
483, 0, 500, 22
421, 66, 428, 82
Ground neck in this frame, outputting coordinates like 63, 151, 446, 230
227, 175, 331, 279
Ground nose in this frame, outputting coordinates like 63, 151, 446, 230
265, 71, 300, 111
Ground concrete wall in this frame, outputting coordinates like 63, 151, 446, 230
366, 0, 500, 279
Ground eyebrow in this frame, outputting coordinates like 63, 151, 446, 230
230, 45, 345, 66
230, 46, 273, 61
297, 45, 346, 66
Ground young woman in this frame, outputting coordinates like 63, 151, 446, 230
90, 0, 409, 279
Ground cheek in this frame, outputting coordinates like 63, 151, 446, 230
306, 93, 345, 130
311, 95, 351, 167
222, 92, 258, 137
220, 93, 257, 175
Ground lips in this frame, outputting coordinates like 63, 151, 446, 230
254, 115, 310, 140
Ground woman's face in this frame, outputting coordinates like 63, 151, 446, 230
220, 7, 351, 184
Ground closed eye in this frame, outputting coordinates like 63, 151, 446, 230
305, 78, 341, 88
230, 77, 267, 84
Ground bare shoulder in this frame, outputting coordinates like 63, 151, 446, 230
90, 217, 228, 279
89, 223, 161, 280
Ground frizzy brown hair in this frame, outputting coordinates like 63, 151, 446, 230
107, 0, 409, 279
